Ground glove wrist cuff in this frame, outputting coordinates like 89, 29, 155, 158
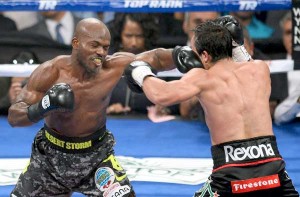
232, 45, 252, 62
132, 66, 156, 87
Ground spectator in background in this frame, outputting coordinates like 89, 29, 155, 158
280, 11, 292, 60
106, 13, 159, 115
108, 13, 159, 54
21, 11, 81, 45
0, 12, 18, 31
230, 11, 274, 39
3, 11, 38, 30
183, 12, 220, 46
265, 10, 288, 39
0, 13, 18, 115
273, 11, 300, 125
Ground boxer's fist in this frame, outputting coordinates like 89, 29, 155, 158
27, 83, 74, 122
215, 15, 244, 46
215, 15, 251, 61
124, 61, 156, 93
172, 46, 204, 73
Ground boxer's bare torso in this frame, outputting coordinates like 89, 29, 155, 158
8, 18, 174, 137
143, 59, 273, 145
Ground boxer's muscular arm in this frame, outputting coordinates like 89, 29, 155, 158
8, 61, 59, 127
142, 68, 207, 106
112, 47, 203, 73
134, 47, 203, 72
111, 48, 175, 72
135, 48, 175, 71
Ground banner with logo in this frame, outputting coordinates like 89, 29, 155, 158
0, 156, 213, 186
0, 0, 292, 12
292, 0, 300, 69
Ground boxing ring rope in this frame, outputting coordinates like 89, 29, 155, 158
0, 59, 295, 77
0, 0, 291, 12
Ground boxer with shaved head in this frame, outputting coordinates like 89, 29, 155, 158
8, 17, 193, 197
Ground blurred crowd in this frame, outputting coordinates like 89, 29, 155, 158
0, 10, 299, 125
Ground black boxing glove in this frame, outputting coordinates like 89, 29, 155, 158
172, 46, 204, 73
27, 83, 74, 122
215, 15, 252, 62
215, 15, 244, 45
124, 61, 156, 93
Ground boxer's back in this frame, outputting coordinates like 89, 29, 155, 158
199, 60, 273, 145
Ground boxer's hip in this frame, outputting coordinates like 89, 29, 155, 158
42, 124, 108, 153
211, 135, 282, 171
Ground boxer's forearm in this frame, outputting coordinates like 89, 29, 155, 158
143, 77, 189, 106
135, 48, 175, 71
8, 101, 35, 127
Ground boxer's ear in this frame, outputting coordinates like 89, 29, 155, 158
72, 37, 79, 49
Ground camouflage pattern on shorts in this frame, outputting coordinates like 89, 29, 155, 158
11, 128, 135, 197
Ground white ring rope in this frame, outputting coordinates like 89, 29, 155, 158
0, 64, 38, 77
0, 60, 295, 77
157, 59, 295, 77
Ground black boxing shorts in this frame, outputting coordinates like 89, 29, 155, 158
194, 135, 299, 197
11, 124, 135, 197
